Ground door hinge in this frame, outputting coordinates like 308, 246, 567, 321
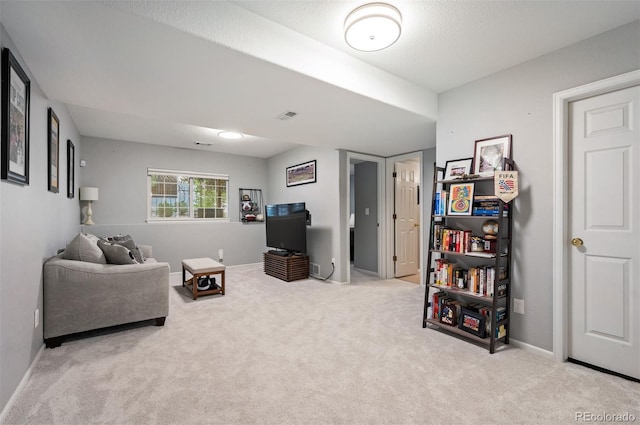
393, 255, 397, 262
392, 171, 397, 178
392, 213, 397, 220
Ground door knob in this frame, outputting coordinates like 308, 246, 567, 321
571, 238, 584, 247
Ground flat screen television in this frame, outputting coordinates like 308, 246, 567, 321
265, 202, 307, 254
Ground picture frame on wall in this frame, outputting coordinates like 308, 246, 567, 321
48, 107, 60, 193
473, 134, 512, 176
286, 160, 316, 187
67, 139, 75, 198
443, 158, 473, 180
1, 48, 31, 185
447, 182, 474, 216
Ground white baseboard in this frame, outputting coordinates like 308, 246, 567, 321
0, 344, 45, 424
509, 337, 554, 360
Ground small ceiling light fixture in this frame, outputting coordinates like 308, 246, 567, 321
344, 3, 402, 52
218, 131, 244, 140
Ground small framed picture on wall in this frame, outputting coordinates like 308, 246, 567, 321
286, 160, 316, 187
1, 48, 31, 185
48, 107, 60, 193
67, 139, 75, 198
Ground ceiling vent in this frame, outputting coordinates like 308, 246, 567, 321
277, 110, 298, 121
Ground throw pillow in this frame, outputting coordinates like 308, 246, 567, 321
108, 235, 144, 263
63, 233, 107, 264
97, 240, 138, 265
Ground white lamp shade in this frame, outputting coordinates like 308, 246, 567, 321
80, 187, 99, 201
345, 3, 402, 52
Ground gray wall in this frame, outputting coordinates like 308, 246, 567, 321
353, 161, 378, 272
436, 21, 640, 351
421, 148, 436, 284
267, 146, 344, 282
79, 137, 269, 271
0, 25, 81, 414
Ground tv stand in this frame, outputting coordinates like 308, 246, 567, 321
263, 251, 309, 282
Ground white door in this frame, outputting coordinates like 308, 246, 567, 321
568, 85, 640, 379
394, 161, 419, 277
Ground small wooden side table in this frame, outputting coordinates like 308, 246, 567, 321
182, 257, 226, 300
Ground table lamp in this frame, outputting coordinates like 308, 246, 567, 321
80, 187, 99, 225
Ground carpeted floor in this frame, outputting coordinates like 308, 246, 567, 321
3, 263, 639, 425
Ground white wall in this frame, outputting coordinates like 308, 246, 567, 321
78, 137, 269, 271
436, 21, 640, 351
267, 146, 344, 282
0, 26, 81, 413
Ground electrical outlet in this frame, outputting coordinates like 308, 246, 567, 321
34, 309, 39, 328
513, 298, 524, 315
331, 258, 335, 265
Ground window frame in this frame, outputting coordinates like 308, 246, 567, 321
147, 168, 229, 222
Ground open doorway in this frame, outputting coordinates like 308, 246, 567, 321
346, 152, 386, 283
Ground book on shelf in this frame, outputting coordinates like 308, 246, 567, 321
441, 191, 448, 215
434, 228, 472, 254
432, 224, 443, 250
495, 306, 507, 322
431, 292, 440, 319
471, 196, 509, 217
433, 190, 448, 216
472, 209, 509, 217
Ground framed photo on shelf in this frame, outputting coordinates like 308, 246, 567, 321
1, 48, 31, 185
443, 158, 473, 180
447, 182, 474, 216
286, 160, 316, 187
458, 307, 486, 338
67, 139, 75, 198
47, 107, 60, 193
473, 134, 512, 176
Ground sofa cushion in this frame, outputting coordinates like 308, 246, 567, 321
63, 233, 107, 264
108, 235, 144, 263
97, 240, 138, 265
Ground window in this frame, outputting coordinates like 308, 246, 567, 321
148, 169, 228, 221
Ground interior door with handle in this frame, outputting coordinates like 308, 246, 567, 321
568, 84, 640, 380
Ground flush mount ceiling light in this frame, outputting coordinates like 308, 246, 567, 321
217, 131, 243, 140
344, 3, 402, 52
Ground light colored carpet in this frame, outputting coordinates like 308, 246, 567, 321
3, 263, 639, 425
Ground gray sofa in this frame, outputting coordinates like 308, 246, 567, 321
43, 244, 170, 348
